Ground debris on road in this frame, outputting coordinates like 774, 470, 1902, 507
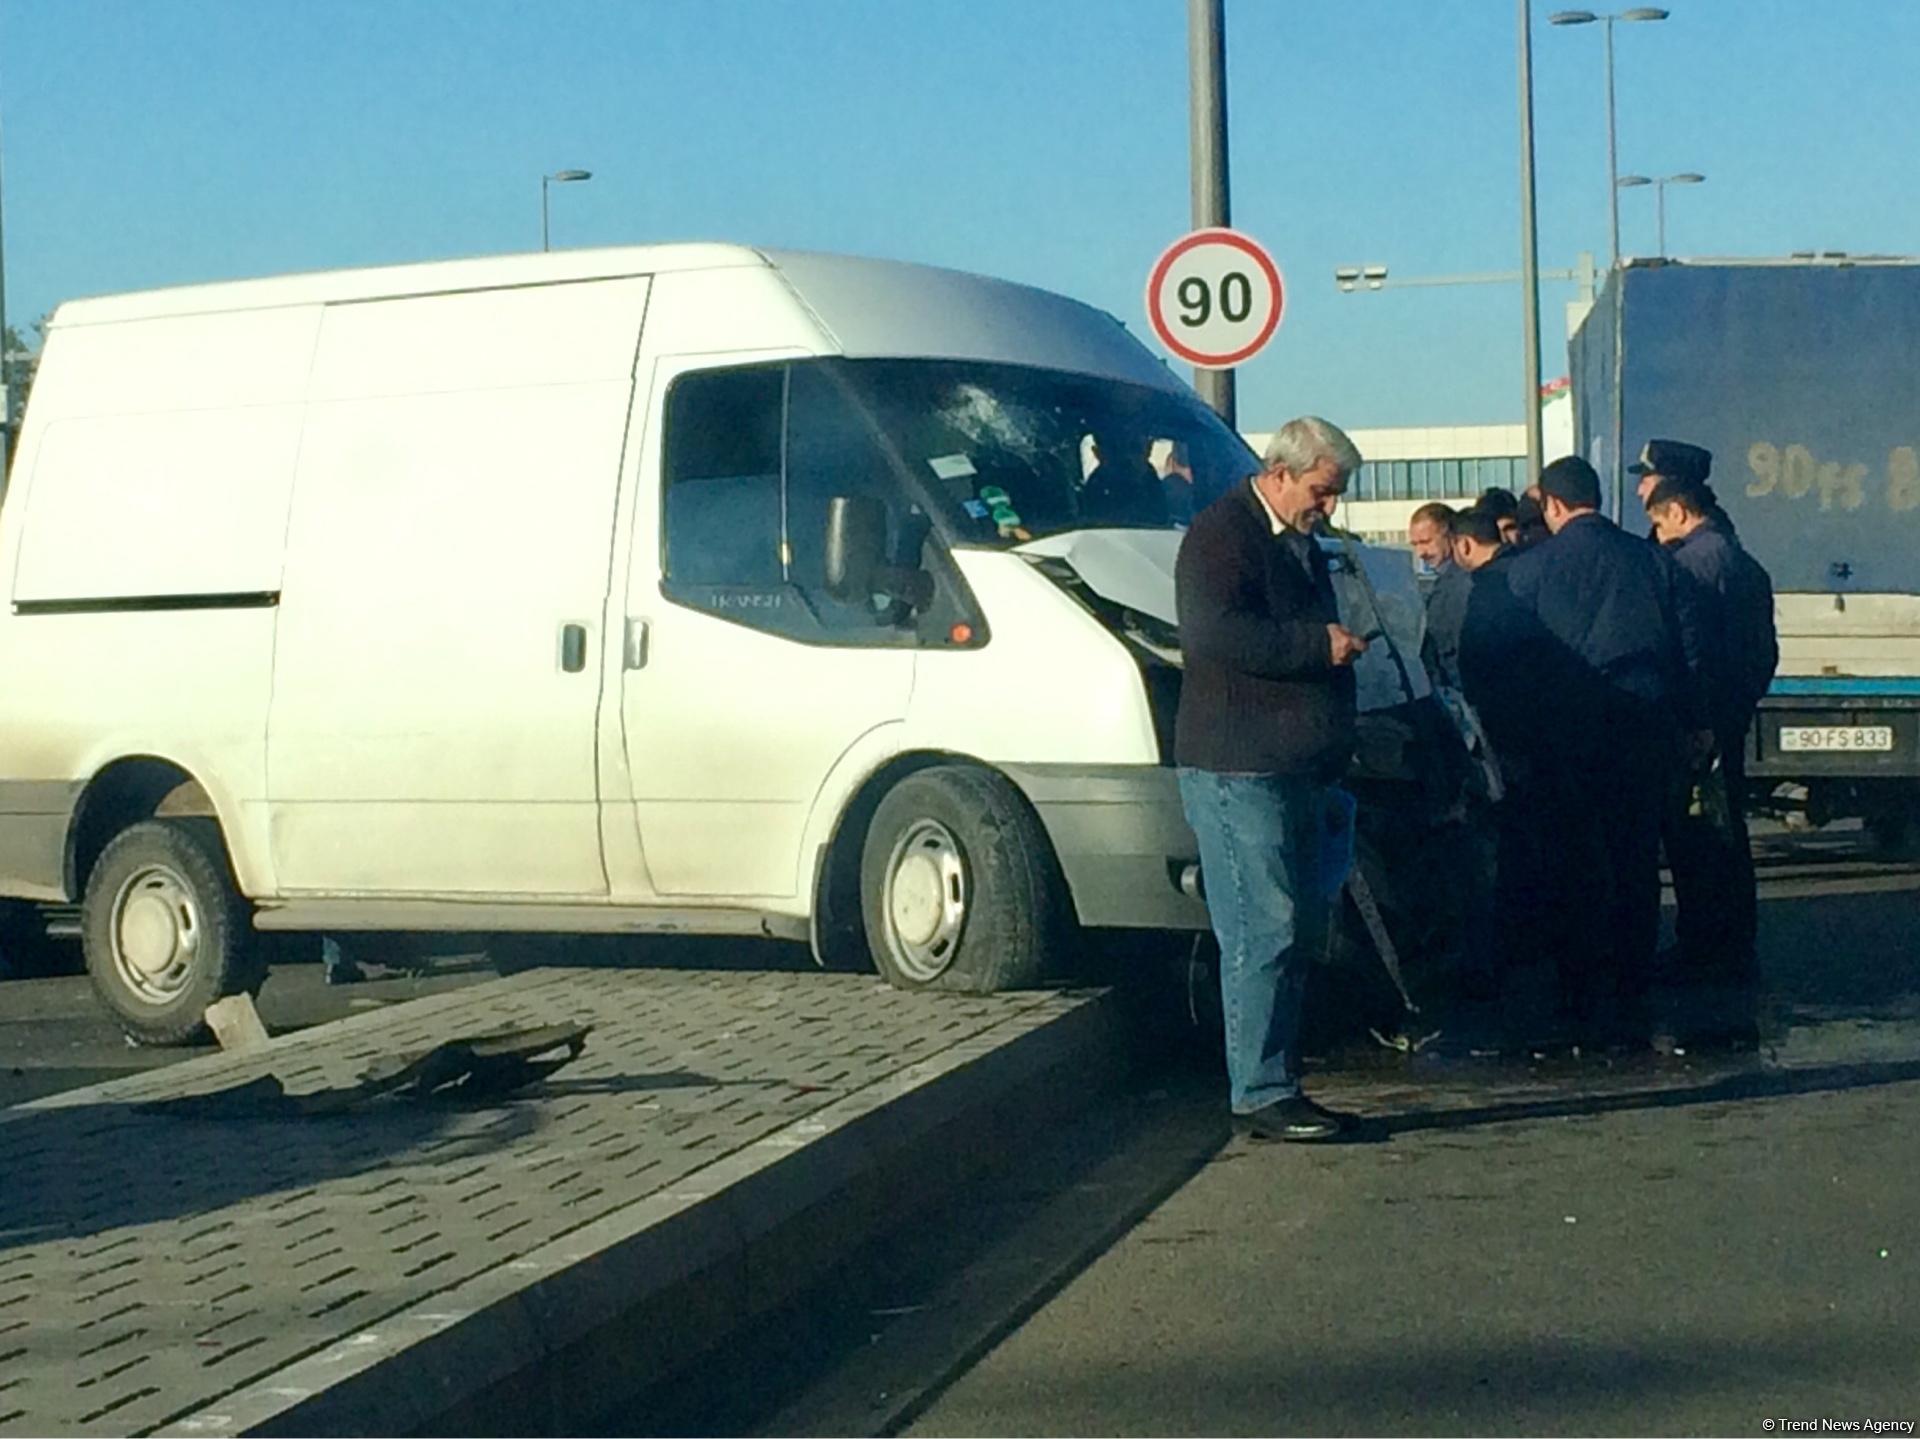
137, 1021, 592, 1118
205, 993, 271, 1053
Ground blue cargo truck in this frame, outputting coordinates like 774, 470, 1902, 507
1569, 256, 1920, 847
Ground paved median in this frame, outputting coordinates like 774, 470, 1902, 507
0, 966, 1124, 1437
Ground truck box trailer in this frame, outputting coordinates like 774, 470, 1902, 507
1569, 256, 1920, 845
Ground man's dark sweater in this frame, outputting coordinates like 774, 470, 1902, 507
1422, 560, 1473, 691
1174, 483, 1357, 777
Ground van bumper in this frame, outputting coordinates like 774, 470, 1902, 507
1001, 764, 1208, 931
0, 781, 80, 901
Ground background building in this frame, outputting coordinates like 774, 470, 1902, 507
1244, 389, 1574, 544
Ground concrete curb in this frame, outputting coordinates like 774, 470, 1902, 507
157, 987, 1126, 1437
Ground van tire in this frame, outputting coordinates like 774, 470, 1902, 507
859, 766, 1066, 993
82, 819, 265, 1047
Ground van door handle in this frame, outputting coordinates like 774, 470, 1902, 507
624, 617, 650, 671
559, 623, 588, 673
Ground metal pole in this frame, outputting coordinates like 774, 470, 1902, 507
541, 176, 551, 253
1188, 0, 1235, 427
1655, 179, 1667, 257
1517, 0, 1545, 483
0, 100, 11, 472
1604, 17, 1621, 269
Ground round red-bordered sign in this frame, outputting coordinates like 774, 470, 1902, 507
1145, 228, 1285, 368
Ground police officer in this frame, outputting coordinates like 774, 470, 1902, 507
1505, 456, 1708, 1047
1645, 471, 1778, 1009
1630, 439, 1738, 540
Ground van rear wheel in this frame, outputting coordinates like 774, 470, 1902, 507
859, 766, 1067, 994
82, 819, 264, 1046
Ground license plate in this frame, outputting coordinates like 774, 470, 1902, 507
1778, 725, 1895, 752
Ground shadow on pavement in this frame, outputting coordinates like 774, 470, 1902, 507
600, 1077, 1233, 1439
0, 1096, 534, 1252
1366, 1054, 1920, 1142
0, 1064, 716, 1252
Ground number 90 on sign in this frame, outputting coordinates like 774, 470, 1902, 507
1177, 272, 1255, 327
1146, 228, 1285, 370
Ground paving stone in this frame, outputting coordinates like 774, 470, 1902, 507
0, 968, 1096, 1437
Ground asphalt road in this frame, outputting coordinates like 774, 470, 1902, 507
613, 826, 1920, 1437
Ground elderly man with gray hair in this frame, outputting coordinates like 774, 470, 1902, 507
1174, 416, 1367, 1142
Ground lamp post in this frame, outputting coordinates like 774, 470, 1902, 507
540, 169, 592, 252
1334, 254, 1599, 301
1616, 171, 1704, 257
1517, 0, 1545, 485
1548, 7, 1670, 270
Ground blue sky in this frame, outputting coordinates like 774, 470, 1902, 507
1, 0, 1911, 428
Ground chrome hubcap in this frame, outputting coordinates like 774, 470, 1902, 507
883, 819, 968, 983
110, 865, 202, 1005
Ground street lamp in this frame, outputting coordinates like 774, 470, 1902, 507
1549, 7, 1670, 270
540, 169, 592, 252
1517, 0, 1545, 484
1616, 172, 1704, 257
1333, 265, 1389, 292
1332, 254, 1599, 300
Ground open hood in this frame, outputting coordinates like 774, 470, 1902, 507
1015, 529, 1182, 627
1017, 525, 1431, 712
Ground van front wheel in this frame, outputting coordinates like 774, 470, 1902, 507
859, 767, 1067, 994
82, 820, 264, 1046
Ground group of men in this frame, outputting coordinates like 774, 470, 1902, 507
1412, 438, 1778, 1047
1173, 418, 1778, 1145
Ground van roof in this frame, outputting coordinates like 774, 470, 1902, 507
48, 242, 1182, 394
48, 243, 775, 325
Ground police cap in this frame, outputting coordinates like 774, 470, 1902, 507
1627, 438, 1713, 484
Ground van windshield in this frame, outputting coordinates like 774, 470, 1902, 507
825, 358, 1260, 546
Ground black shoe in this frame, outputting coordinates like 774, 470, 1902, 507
1235, 1096, 1351, 1143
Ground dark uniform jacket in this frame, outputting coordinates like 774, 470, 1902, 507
1505, 511, 1708, 740
1667, 525, 1778, 734
1459, 547, 1585, 768
1422, 561, 1473, 692
1174, 483, 1357, 777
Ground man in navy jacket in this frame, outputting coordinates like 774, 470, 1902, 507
1505, 456, 1708, 1046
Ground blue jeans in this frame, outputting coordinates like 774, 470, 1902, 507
1178, 769, 1331, 1114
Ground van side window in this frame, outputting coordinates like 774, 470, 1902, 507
661, 361, 947, 646
662, 367, 785, 589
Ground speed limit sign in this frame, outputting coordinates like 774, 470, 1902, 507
1145, 228, 1285, 369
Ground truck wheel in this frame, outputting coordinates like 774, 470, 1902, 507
859, 766, 1068, 994
82, 819, 264, 1046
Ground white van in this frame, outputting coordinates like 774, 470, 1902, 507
0, 244, 1290, 1042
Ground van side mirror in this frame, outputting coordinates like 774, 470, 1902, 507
824, 495, 887, 602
